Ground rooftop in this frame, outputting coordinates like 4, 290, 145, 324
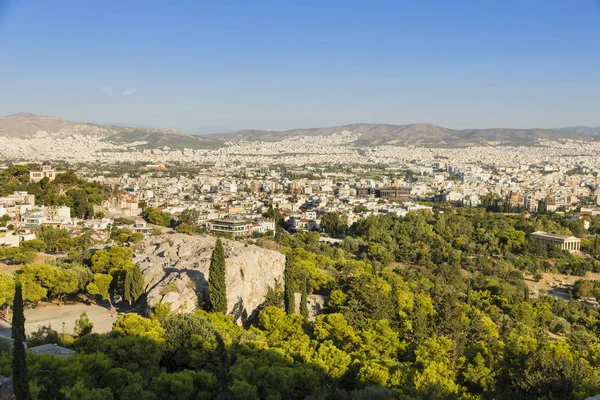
531, 231, 578, 241
27, 343, 74, 357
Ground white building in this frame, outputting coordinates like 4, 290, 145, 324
251, 219, 276, 235
0, 228, 36, 247
290, 218, 318, 231
29, 161, 56, 182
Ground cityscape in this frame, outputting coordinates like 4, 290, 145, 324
1, 1, 600, 399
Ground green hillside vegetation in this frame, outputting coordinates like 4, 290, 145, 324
2, 209, 600, 398
103, 129, 223, 149
0, 165, 111, 218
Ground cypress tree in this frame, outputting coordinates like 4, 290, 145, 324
208, 238, 227, 314
284, 254, 295, 315
300, 277, 309, 321
123, 264, 145, 308
12, 276, 30, 400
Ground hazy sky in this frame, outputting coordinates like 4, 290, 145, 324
1, 0, 599, 132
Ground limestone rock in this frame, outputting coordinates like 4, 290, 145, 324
294, 293, 329, 322
133, 234, 285, 325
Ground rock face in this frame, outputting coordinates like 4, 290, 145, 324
294, 293, 329, 322
134, 234, 285, 324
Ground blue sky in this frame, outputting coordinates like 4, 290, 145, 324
0, 0, 599, 132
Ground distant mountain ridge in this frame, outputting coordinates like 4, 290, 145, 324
556, 126, 600, 136
210, 123, 590, 147
0, 113, 220, 149
0, 113, 594, 148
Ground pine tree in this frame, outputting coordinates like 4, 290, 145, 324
208, 238, 227, 314
12, 276, 30, 400
284, 254, 295, 315
300, 277, 308, 321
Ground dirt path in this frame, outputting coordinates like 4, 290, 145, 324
0, 303, 118, 337
525, 272, 600, 300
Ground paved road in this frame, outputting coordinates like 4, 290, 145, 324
0, 303, 117, 337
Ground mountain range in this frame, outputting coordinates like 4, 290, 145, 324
556, 126, 600, 136
0, 113, 596, 148
0, 113, 221, 149
208, 123, 591, 147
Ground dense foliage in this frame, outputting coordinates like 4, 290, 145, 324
0, 239, 144, 311
2, 208, 600, 399
0, 165, 111, 218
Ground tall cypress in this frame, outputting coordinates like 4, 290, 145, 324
284, 254, 295, 315
300, 277, 309, 321
12, 276, 30, 400
124, 264, 145, 307
208, 238, 227, 314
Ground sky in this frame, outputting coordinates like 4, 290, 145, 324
0, 0, 599, 133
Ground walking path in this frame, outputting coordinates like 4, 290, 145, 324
0, 303, 117, 337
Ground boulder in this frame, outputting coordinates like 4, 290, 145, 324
134, 234, 285, 325
294, 293, 329, 321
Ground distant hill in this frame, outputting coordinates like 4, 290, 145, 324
556, 126, 600, 136
0, 113, 221, 149
210, 123, 590, 147
1, 114, 593, 148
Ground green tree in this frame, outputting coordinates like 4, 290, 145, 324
11, 276, 30, 400
284, 254, 295, 315
123, 264, 145, 307
86, 274, 113, 302
74, 312, 93, 337
19, 239, 46, 253
0, 274, 15, 309
320, 212, 348, 238
142, 207, 172, 227
178, 208, 200, 227
36, 226, 71, 252
161, 313, 217, 370
208, 239, 227, 314
300, 278, 308, 321
113, 313, 165, 341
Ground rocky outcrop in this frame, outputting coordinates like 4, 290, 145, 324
133, 234, 285, 324
294, 293, 329, 322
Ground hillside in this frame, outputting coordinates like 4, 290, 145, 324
1, 114, 593, 148
211, 123, 590, 146
557, 126, 600, 136
0, 113, 220, 149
